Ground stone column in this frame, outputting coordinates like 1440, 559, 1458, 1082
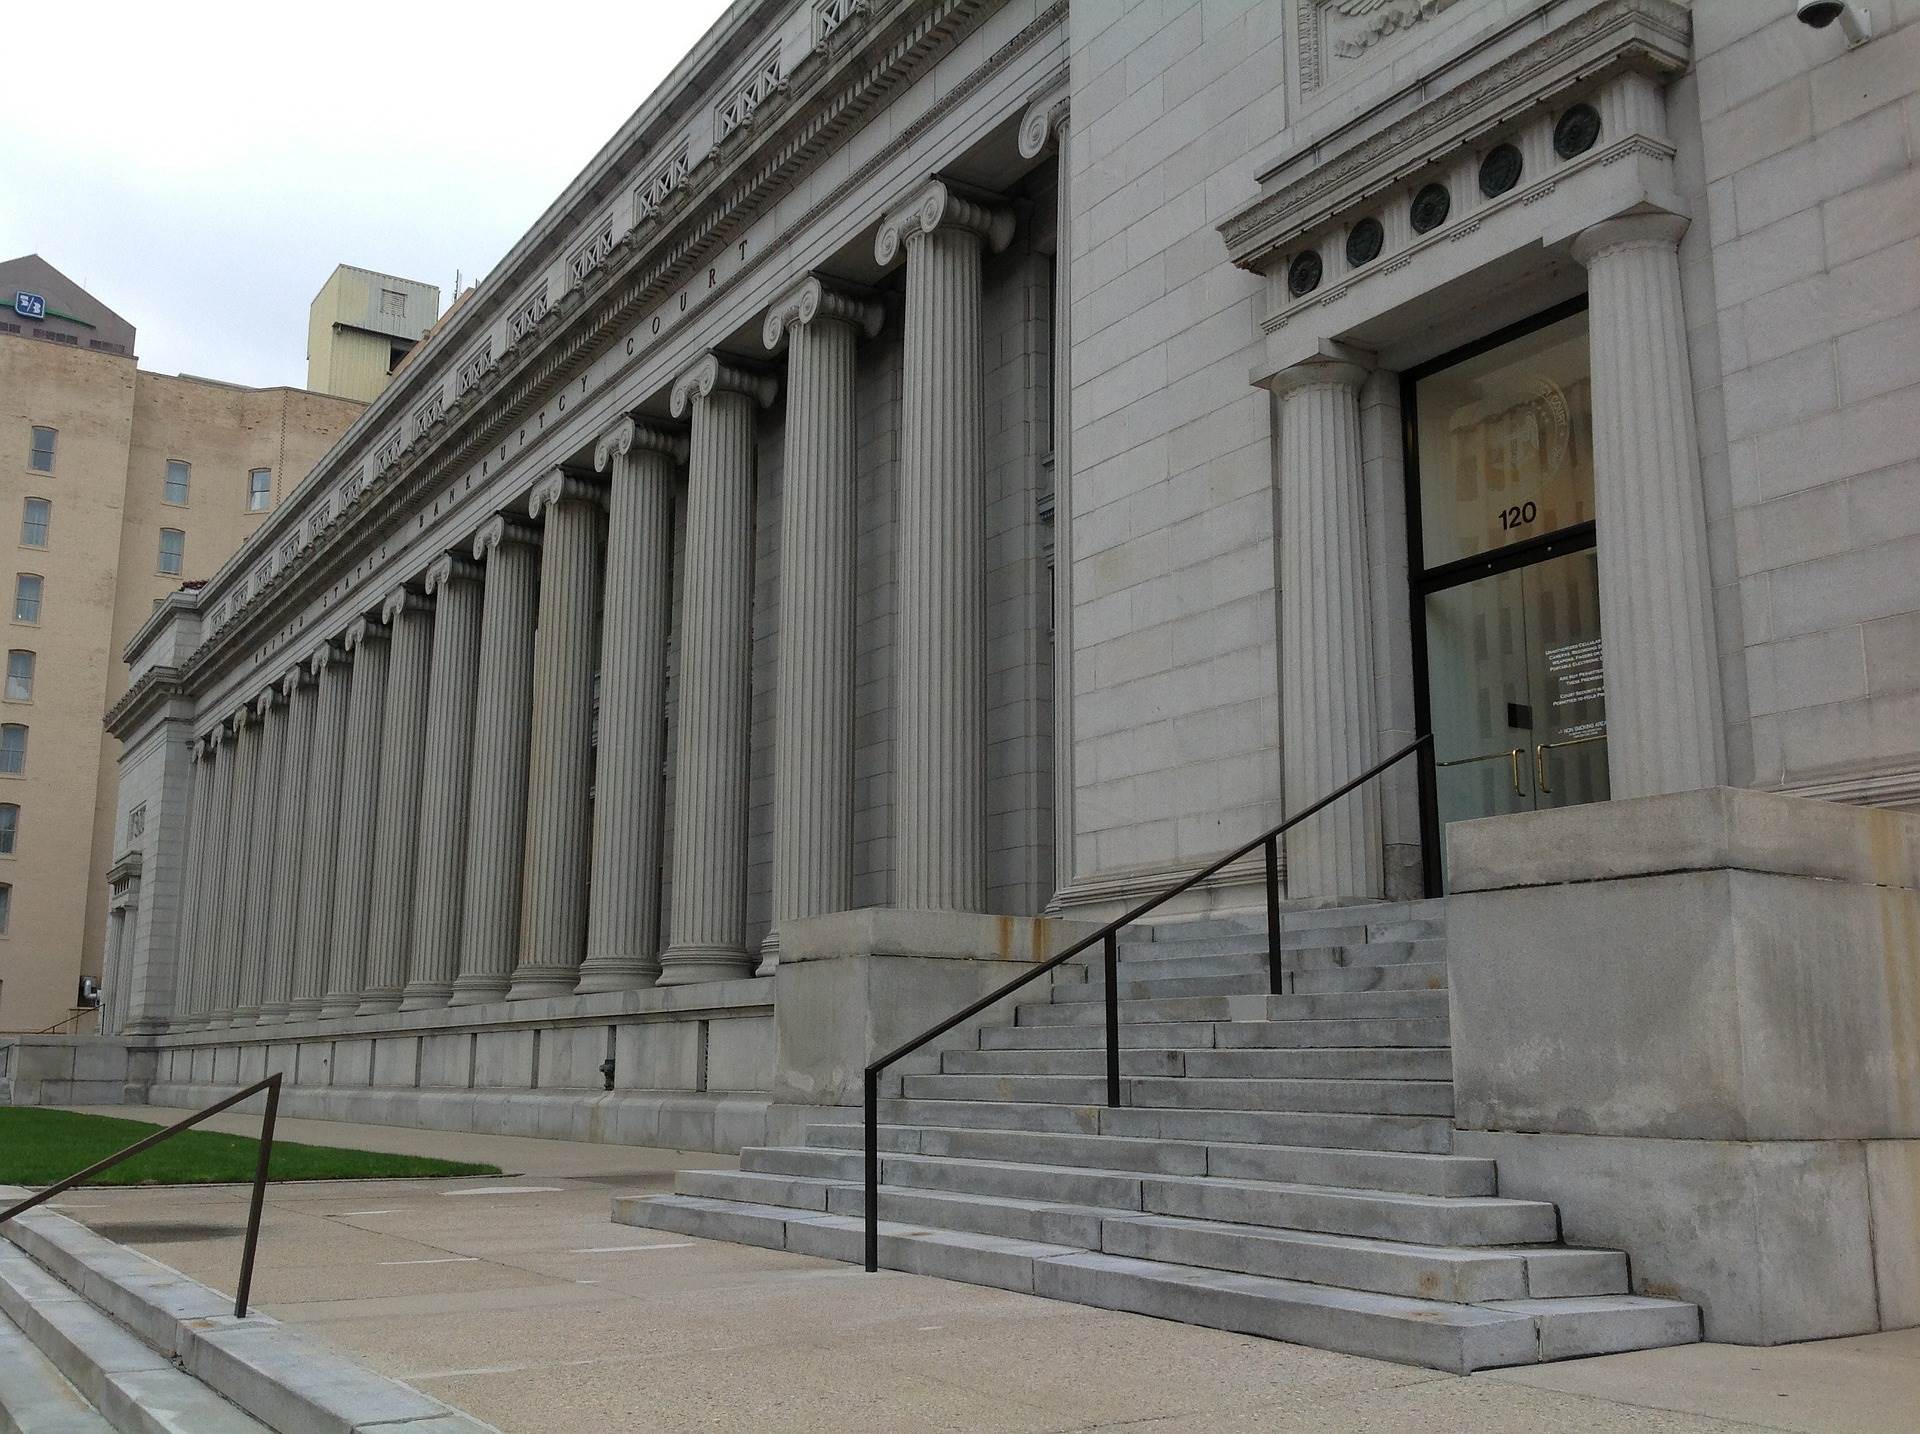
1271, 360, 1382, 901
359, 588, 434, 1014
209, 706, 260, 1024
403, 554, 484, 1009
578, 419, 682, 994
289, 643, 348, 1019
1573, 212, 1725, 798
233, 685, 287, 1023
874, 179, 1013, 911
173, 736, 217, 1028
323, 616, 389, 1016
189, 728, 235, 1025
453, 515, 541, 1006
510, 471, 606, 1000
257, 665, 314, 1023
661, 354, 776, 986
758, 278, 882, 973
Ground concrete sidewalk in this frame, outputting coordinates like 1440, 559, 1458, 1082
38, 1107, 1920, 1432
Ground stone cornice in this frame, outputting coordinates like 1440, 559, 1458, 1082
874, 177, 1015, 264
102, 664, 192, 741
175, 0, 1050, 698
762, 274, 886, 348
1218, 0, 1690, 270
669, 354, 780, 416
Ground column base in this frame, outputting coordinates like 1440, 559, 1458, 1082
229, 1007, 261, 1025
356, 992, 403, 1016
507, 964, 581, 1000
320, 994, 361, 1018
657, 945, 754, 986
285, 1000, 325, 1022
398, 982, 454, 1011
448, 976, 510, 1007
254, 1005, 291, 1025
754, 929, 779, 979
574, 956, 661, 994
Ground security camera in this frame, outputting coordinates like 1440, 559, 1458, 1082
1796, 1, 1874, 47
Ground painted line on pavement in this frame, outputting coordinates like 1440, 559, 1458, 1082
377, 1256, 482, 1266
441, 1186, 564, 1197
568, 1243, 697, 1254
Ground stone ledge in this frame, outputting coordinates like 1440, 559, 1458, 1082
1447, 786, 1920, 893
782, 907, 1102, 964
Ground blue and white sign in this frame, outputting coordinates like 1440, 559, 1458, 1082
14, 292, 45, 321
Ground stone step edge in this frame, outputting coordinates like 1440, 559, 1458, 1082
0, 1242, 273, 1434
614, 1194, 1698, 1375
0, 1305, 117, 1433
0, 1192, 501, 1434
670, 1170, 1629, 1301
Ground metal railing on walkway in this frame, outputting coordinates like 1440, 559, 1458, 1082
861, 735, 1433, 1271
0, 1073, 283, 1316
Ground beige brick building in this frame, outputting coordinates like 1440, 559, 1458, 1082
0, 254, 362, 1032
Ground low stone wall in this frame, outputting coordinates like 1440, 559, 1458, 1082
0, 1035, 152, 1107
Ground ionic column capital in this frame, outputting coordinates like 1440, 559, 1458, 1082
669, 354, 778, 418
307, 639, 342, 677
381, 586, 431, 625
1017, 80, 1071, 159
595, 416, 686, 472
1570, 210, 1690, 267
343, 615, 389, 652
280, 662, 314, 699
423, 553, 482, 595
473, 513, 542, 561
226, 705, 255, 735
252, 685, 285, 721
1267, 358, 1370, 401
528, 467, 606, 522
763, 275, 885, 349
874, 178, 1015, 266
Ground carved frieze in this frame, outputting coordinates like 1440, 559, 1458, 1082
372, 431, 404, 474
507, 282, 550, 344
411, 388, 446, 440
456, 338, 493, 396
715, 46, 783, 144
1297, 0, 1466, 97
634, 145, 691, 224
568, 218, 618, 287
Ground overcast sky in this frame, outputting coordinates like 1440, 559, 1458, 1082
1, 0, 734, 389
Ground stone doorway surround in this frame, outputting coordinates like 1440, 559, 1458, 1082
1218, 0, 1732, 902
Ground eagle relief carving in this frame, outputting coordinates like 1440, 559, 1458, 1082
1299, 0, 1466, 93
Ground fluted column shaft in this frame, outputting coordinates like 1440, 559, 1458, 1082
290, 645, 349, 1018
173, 740, 216, 1027
1275, 361, 1382, 900
189, 731, 235, 1023
453, 517, 541, 1005
510, 472, 605, 999
234, 689, 287, 1022
579, 421, 679, 993
209, 711, 261, 1023
324, 619, 390, 1015
877, 181, 1012, 911
761, 280, 879, 970
258, 669, 314, 1023
404, 556, 484, 1009
360, 591, 434, 1012
1573, 213, 1725, 797
662, 356, 774, 986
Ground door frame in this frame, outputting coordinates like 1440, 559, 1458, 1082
1400, 295, 1593, 896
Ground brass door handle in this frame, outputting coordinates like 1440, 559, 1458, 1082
1436, 747, 1528, 797
1534, 734, 1608, 795
1508, 746, 1526, 798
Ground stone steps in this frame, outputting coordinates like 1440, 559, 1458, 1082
938, 1044, 1452, 1080
1084, 940, 1445, 983
0, 1307, 116, 1433
875, 1097, 1453, 1152
615, 1195, 1696, 1374
1053, 962, 1449, 1002
1014, 989, 1450, 1027
900, 1072, 1454, 1117
980, 1015, 1450, 1050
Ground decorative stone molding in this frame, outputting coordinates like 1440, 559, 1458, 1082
715, 45, 784, 144
762, 275, 884, 349
669, 354, 778, 417
507, 282, 550, 344
342, 615, 389, 653
634, 143, 692, 225
814, 0, 870, 50
1265, 357, 1370, 399
380, 586, 431, 626
874, 178, 1015, 265
1016, 74, 1070, 160
306, 639, 342, 678
568, 216, 618, 287
456, 339, 493, 397
594, 416, 686, 472
251, 685, 284, 721
528, 468, 606, 522
423, 552, 482, 595
472, 513, 542, 561
278, 661, 312, 700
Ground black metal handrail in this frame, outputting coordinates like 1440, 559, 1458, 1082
1, 1073, 282, 1316
862, 734, 1432, 1271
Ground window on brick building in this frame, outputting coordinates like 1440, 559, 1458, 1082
164, 460, 191, 504
19, 499, 50, 548
248, 469, 272, 512
12, 575, 41, 623
158, 528, 185, 575
5, 651, 33, 702
28, 427, 55, 473
0, 724, 27, 775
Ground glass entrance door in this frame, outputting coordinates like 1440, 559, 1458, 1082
1425, 549, 1608, 859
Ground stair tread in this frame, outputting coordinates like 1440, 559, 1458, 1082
0, 1307, 115, 1432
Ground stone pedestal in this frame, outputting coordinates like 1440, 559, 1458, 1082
771, 908, 1097, 1118
289, 643, 348, 1020
875, 179, 1013, 913
759, 278, 882, 973
661, 356, 775, 986
323, 617, 389, 1017
1270, 359, 1381, 902
1572, 212, 1724, 798
404, 556, 484, 1010
453, 516, 540, 1006
579, 420, 680, 994
512, 472, 606, 1000
1448, 788, 1920, 1343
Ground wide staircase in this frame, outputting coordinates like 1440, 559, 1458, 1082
615, 903, 1703, 1373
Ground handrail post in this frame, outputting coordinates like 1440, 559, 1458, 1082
1103, 931, 1121, 1109
1264, 835, 1282, 996
863, 1068, 879, 1273
233, 1073, 281, 1318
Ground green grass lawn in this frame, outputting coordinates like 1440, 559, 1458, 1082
0, 1109, 501, 1188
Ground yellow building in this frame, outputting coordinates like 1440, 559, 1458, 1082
0, 254, 363, 1032
305, 265, 441, 402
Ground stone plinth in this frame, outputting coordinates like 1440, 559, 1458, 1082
1448, 787, 1920, 1344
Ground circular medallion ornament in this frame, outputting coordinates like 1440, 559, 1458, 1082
1479, 143, 1523, 198
1345, 217, 1384, 268
1409, 182, 1451, 235
1553, 104, 1602, 159
1287, 250, 1323, 298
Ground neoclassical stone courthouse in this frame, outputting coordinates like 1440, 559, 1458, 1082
24, 0, 1917, 1352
